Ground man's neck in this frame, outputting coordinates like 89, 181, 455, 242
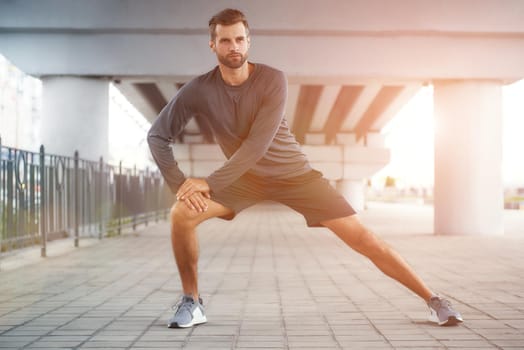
219, 62, 254, 86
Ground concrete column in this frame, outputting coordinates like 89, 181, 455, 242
433, 80, 504, 235
41, 76, 109, 161
337, 179, 366, 212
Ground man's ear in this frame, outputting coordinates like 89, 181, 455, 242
209, 40, 216, 52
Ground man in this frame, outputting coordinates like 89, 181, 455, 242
148, 8, 463, 328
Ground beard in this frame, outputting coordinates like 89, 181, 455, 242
217, 52, 248, 69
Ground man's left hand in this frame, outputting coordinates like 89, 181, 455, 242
176, 178, 211, 201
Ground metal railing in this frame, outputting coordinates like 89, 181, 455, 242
0, 136, 172, 257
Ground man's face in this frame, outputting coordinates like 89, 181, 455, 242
210, 22, 250, 69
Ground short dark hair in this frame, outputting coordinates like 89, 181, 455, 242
208, 8, 249, 41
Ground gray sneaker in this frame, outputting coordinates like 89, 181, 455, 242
428, 296, 463, 326
167, 295, 207, 328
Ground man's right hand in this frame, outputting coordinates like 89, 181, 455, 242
177, 178, 211, 201
181, 191, 209, 213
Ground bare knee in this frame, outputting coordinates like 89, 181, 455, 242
170, 202, 199, 233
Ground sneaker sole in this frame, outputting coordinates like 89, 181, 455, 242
167, 315, 207, 328
429, 313, 463, 326
439, 315, 463, 326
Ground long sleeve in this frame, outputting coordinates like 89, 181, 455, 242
206, 71, 287, 193
147, 86, 193, 194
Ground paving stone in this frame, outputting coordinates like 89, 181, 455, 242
439, 340, 499, 348
0, 335, 39, 348
389, 340, 444, 348
131, 341, 185, 348
77, 340, 134, 347
490, 339, 524, 348
29, 339, 85, 348
49, 329, 96, 336
336, 334, 386, 342
236, 347, 285, 350
130, 348, 182, 350
338, 341, 394, 349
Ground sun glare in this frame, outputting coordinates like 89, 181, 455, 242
108, 84, 154, 169
373, 86, 435, 188
373, 80, 524, 189
502, 79, 524, 187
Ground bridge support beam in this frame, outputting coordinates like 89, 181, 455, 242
433, 80, 504, 235
41, 76, 109, 161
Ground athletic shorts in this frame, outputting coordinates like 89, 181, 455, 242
211, 169, 356, 227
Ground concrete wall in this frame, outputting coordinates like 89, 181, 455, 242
172, 144, 389, 181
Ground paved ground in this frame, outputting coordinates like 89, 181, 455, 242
0, 202, 523, 349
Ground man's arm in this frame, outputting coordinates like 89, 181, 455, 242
147, 87, 193, 194
147, 133, 185, 193
149, 128, 210, 212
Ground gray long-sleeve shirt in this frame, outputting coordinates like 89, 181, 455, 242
147, 63, 312, 194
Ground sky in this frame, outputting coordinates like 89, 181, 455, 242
502, 79, 524, 187
372, 79, 524, 189
108, 84, 154, 169
372, 86, 435, 188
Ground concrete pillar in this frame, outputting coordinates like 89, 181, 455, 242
433, 80, 504, 235
41, 76, 109, 161
337, 179, 366, 212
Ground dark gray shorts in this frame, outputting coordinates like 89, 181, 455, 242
211, 170, 356, 227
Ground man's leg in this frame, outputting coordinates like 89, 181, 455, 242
321, 214, 464, 325
320, 214, 434, 301
270, 170, 462, 325
170, 197, 234, 302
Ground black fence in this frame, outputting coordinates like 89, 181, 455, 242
0, 137, 172, 257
